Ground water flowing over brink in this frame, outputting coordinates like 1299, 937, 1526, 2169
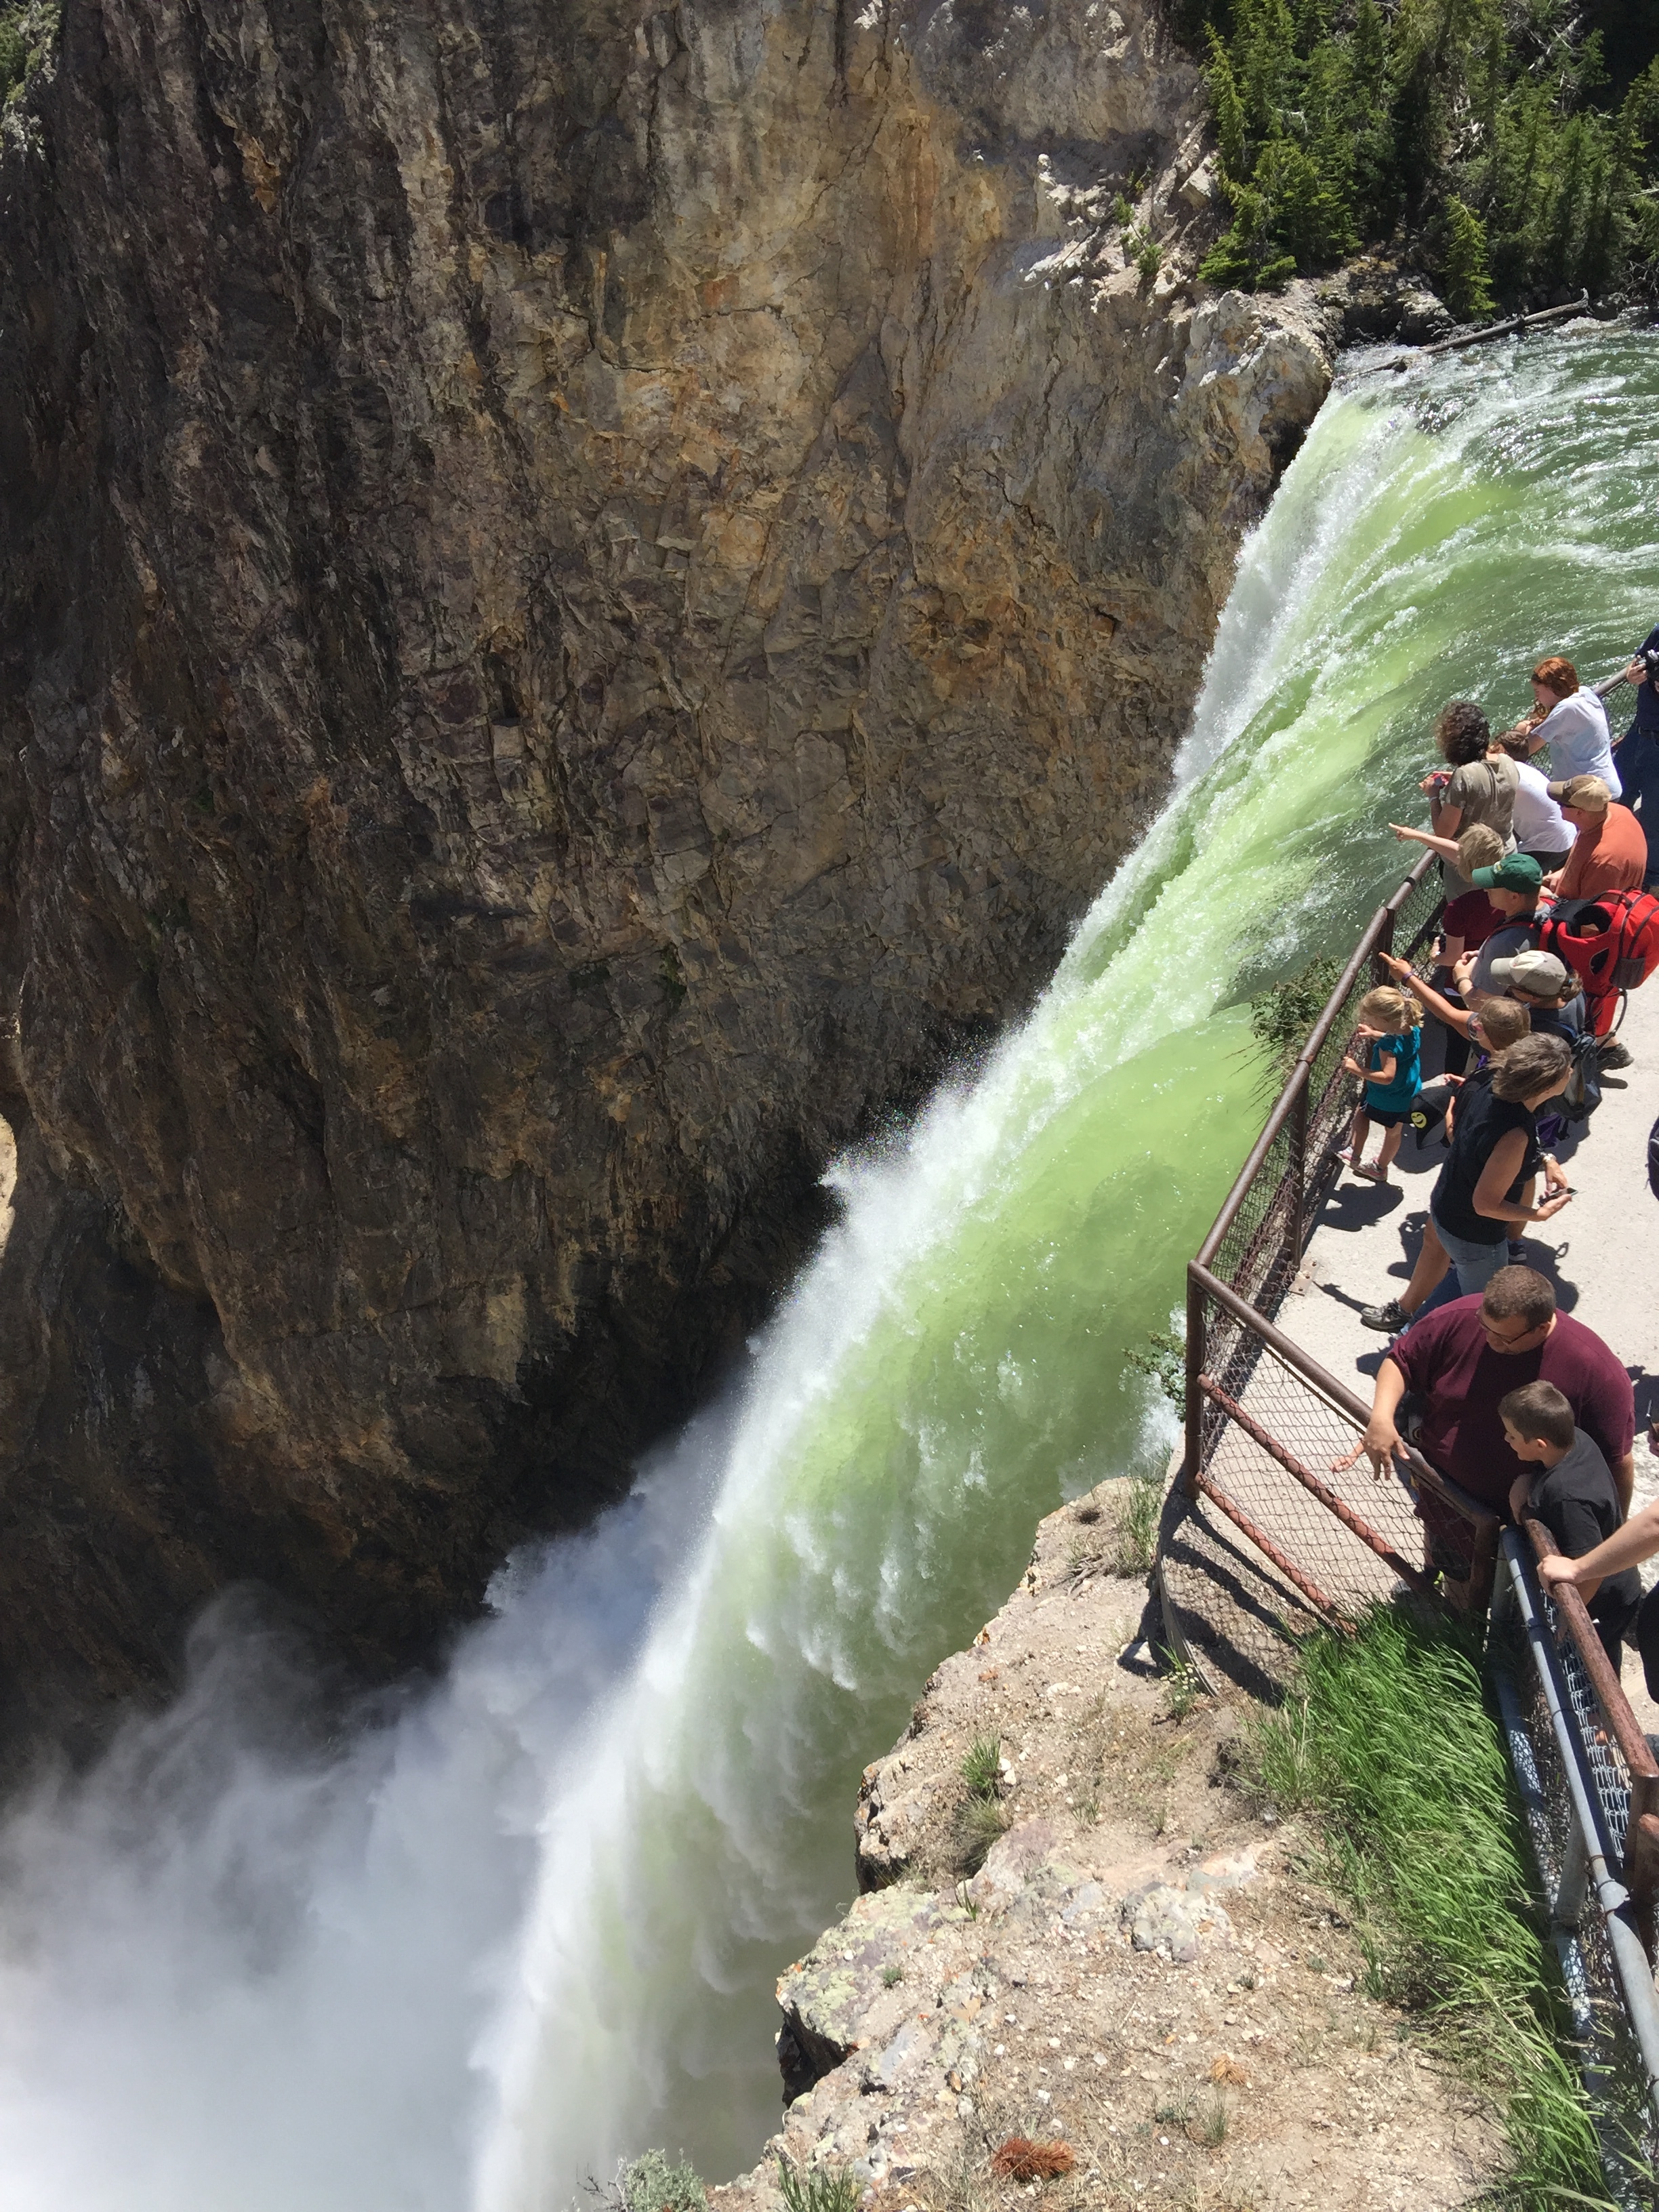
1, 329, 1657, 2212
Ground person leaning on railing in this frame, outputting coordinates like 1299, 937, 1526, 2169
1511, 657, 1622, 796
1542, 775, 1648, 902
1540, 1494, 1659, 1704
1386, 823, 1504, 1078
1492, 724, 1575, 875
1502, 1380, 1641, 1677
1334, 1266, 1637, 1591
1418, 702, 1518, 898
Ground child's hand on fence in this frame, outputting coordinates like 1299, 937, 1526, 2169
1341, 1055, 1363, 1077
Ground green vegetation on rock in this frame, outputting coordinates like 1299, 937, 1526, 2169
1185, 0, 1659, 308
0, 0, 57, 108
615, 2150, 706, 2212
1247, 1605, 1643, 2204
775, 2159, 861, 2212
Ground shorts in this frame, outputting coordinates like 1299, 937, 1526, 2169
1429, 1206, 1510, 1298
1361, 1103, 1412, 1128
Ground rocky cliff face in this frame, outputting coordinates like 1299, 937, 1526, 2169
0, 0, 1329, 1727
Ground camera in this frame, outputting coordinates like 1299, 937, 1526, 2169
1643, 647, 1659, 687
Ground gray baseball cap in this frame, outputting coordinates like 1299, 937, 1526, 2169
1488, 948, 1570, 996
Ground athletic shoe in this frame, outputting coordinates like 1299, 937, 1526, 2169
1597, 1039, 1633, 1071
1361, 1296, 1408, 1333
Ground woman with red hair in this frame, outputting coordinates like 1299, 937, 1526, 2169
1518, 657, 1622, 795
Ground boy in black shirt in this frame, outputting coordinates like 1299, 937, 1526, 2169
1502, 1380, 1642, 1671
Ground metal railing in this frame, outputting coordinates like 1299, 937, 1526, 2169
1494, 1530, 1659, 2165
1178, 846, 1505, 1615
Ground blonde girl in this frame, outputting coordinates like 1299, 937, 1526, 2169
1339, 984, 1424, 1184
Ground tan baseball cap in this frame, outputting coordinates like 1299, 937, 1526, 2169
1547, 773, 1611, 811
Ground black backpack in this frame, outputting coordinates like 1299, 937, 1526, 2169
1533, 1006, 1601, 1146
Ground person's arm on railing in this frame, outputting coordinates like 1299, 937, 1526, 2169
1391, 823, 1462, 861
1538, 1497, 1659, 1597
1330, 1356, 1407, 1480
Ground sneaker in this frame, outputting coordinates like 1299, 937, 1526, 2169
1597, 1039, 1633, 1071
1361, 1296, 1409, 1333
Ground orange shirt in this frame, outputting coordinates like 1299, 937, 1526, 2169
1556, 805, 1648, 901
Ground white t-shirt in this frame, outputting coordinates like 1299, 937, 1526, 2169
1534, 691, 1620, 796
1510, 757, 1576, 855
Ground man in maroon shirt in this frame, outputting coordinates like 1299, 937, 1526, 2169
1333, 1267, 1635, 1572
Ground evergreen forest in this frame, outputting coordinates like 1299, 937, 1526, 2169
1181, 0, 1659, 312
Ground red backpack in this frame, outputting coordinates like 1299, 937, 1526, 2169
1536, 888, 1659, 998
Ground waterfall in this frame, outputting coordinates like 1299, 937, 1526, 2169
1, 326, 1656, 2212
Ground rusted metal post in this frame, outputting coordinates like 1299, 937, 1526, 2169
1284, 1077, 1308, 1270
1183, 1267, 1206, 1497
1374, 892, 1397, 982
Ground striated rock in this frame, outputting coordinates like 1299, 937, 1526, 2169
0, 0, 1332, 1724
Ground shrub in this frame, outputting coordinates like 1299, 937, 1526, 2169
617, 2150, 705, 2212
1246, 958, 1340, 1095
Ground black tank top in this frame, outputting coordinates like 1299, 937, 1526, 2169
1433, 1084, 1538, 1244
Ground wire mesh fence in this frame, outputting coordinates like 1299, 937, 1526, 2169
1494, 1534, 1659, 2184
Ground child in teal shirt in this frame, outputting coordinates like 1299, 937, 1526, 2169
1338, 985, 1423, 1185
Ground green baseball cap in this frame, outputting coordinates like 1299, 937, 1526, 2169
1470, 852, 1543, 894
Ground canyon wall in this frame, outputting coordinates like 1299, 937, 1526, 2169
0, 0, 1330, 1726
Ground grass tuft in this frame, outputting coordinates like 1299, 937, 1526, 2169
1244, 1604, 1641, 2204
1192, 2088, 1231, 2148
953, 1791, 1011, 1873
960, 1733, 1002, 1798
1113, 1471, 1166, 1577
775, 2158, 861, 2212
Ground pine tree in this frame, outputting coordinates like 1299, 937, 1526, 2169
1440, 197, 1495, 317
1206, 30, 1249, 182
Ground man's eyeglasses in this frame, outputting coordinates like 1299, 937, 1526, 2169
1479, 1312, 1545, 1347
